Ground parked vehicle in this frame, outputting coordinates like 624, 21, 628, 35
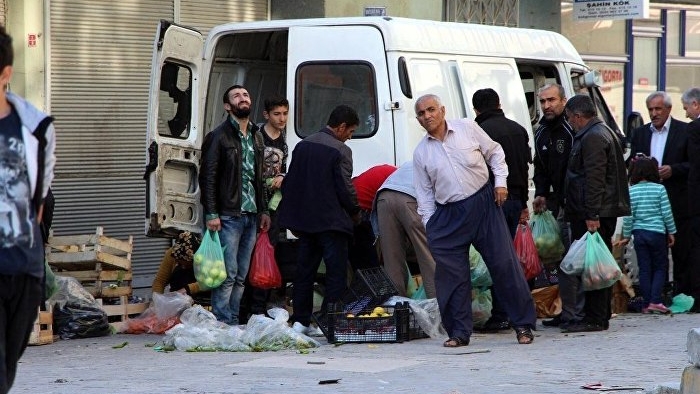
144, 16, 621, 239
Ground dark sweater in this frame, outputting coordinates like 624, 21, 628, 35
475, 109, 531, 204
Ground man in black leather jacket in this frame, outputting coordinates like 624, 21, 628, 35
199, 84, 270, 325
562, 94, 630, 332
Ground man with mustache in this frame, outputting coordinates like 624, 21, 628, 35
628, 91, 688, 302
199, 85, 270, 325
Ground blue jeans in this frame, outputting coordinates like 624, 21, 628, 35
633, 229, 669, 305
292, 231, 349, 326
211, 214, 258, 325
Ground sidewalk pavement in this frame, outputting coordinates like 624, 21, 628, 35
12, 312, 696, 394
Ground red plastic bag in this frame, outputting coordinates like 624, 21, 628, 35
514, 224, 543, 280
249, 231, 282, 289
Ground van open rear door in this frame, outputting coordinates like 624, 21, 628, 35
144, 21, 203, 237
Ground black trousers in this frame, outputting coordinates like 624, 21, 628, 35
0, 274, 42, 394
569, 218, 616, 326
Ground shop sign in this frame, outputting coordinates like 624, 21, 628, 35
573, 0, 649, 21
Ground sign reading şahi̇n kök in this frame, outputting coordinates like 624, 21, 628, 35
573, 0, 649, 21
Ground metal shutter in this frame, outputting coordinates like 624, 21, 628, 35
180, 0, 268, 36
48, 0, 175, 285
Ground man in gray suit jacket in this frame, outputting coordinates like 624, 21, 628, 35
629, 91, 689, 298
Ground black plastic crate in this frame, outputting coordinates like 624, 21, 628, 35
313, 301, 426, 343
340, 267, 399, 315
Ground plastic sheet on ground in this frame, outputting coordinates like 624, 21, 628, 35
119, 292, 193, 334
385, 296, 446, 339
164, 306, 320, 352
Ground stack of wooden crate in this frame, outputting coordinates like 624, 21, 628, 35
46, 226, 148, 322
28, 306, 54, 346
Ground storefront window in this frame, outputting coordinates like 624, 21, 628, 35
667, 11, 681, 57
686, 11, 700, 55
583, 62, 625, 127
561, 2, 626, 55
666, 64, 700, 121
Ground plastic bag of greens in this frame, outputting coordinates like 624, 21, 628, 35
44, 260, 58, 300
560, 232, 588, 275
240, 308, 320, 351
581, 231, 621, 291
193, 229, 226, 290
471, 287, 492, 327
529, 210, 565, 265
470, 246, 492, 287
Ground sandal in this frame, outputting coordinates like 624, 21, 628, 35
443, 336, 470, 347
514, 327, 534, 345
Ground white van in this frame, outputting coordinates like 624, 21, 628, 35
144, 16, 621, 239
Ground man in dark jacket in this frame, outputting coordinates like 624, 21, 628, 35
277, 105, 361, 329
628, 91, 689, 298
563, 94, 630, 332
682, 87, 700, 312
472, 88, 531, 332
199, 84, 270, 325
533, 83, 579, 329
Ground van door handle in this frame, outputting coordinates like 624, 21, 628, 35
384, 101, 401, 111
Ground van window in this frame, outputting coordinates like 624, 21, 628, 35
158, 62, 192, 139
517, 64, 560, 126
295, 62, 378, 138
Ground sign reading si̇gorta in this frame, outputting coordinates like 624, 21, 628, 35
573, 0, 649, 21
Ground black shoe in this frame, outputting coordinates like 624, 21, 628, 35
542, 315, 561, 327
475, 317, 511, 332
561, 322, 604, 333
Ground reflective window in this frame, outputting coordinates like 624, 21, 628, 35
686, 11, 700, 55
561, 2, 626, 55
666, 64, 700, 121
582, 62, 625, 127
295, 62, 377, 138
158, 62, 192, 139
667, 11, 681, 57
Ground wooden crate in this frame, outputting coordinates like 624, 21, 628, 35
55, 269, 133, 298
47, 227, 135, 298
46, 226, 132, 271
97, 296, 149, 322
28, 306, 53, 346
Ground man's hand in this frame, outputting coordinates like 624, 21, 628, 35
270, 174, 284, 189
668, 233, 675, 247
519, 208, 530, 224
207, 217, 221, 231
494, 187, 508, 206
659, 165, 672, 181
586, 219, 600, 232
532, 196, 547, 214
612, 238, 629, 247
260, 214, 271, 232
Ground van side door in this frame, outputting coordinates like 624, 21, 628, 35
144, 21, 203, 237
286, 25, 394, 173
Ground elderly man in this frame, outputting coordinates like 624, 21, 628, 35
412, 93, 536, 347
682, 87, 700, 312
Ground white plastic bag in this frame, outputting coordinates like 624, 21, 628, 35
560, 232, 589, 275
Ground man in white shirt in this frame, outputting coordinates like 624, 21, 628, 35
412, 94, 536, 347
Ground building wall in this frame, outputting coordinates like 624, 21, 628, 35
6, 0, 46, 111
322, 0, 442, 20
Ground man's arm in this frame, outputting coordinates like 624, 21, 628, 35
469, 121, 508, 188
199, 132, 221, 230
581, 130, 610, 220
413, 151, 435, 227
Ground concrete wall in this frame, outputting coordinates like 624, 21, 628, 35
271, 0, 325, 19
6, 0, 46, 111
519, 0, 561, 32
323, 0, 442, 20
